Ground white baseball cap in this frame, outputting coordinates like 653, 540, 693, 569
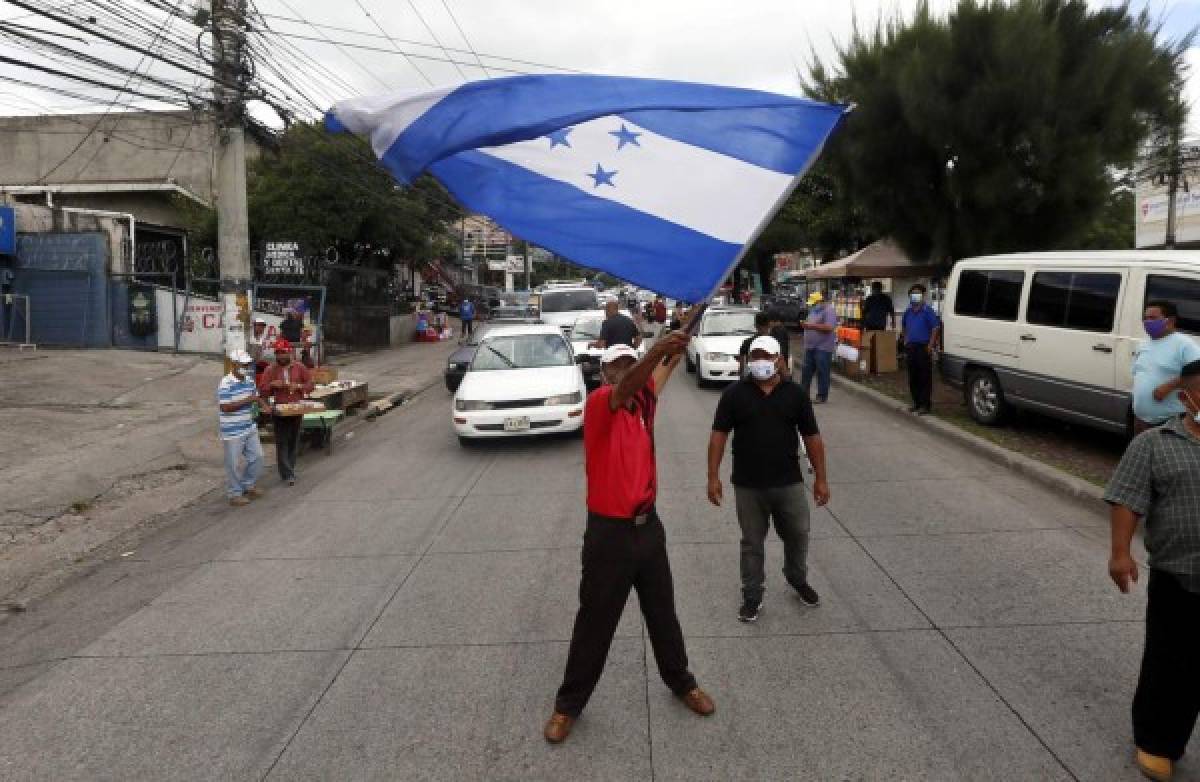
230, 349, 254, 365
748, 336, 781, 356
601, 344, 639, 365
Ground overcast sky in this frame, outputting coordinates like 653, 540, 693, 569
0, 0, 1195, 135
252, 0, 1198, 135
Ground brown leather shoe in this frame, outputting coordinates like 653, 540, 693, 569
681, 687, 716, 716
244, 486, 264, 500
228, 496, 251, 507
543, 712, 575, 743
1135, 748, 1173, 781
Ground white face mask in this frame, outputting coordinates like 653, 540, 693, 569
748, 359, 777, 381
910, 293, 924, 305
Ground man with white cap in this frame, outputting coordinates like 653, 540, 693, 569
544, 330, 715, 744
708, 335, 830, 622
217, 350, 265, 507
247, 317, 272, 378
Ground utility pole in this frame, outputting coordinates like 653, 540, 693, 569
523, 241, 531, 291
211, 0, 252, 361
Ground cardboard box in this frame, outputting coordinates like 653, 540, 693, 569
864, 330, 900, 374
312, 367, 339, 384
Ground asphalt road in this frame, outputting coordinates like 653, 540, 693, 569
0, 367, 1190, 781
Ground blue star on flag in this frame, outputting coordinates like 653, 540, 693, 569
609, 123, 642, 149
587, 164, 618, 188
546, 128, 572, 148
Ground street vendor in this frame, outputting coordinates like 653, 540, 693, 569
247, 317, 272, 376
257, 338, 314, 486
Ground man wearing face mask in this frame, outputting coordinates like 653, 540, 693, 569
218, 350, 265, 507
1105, 358, 1200, 782
544, 332, 715, 744
1132, 301, 1200, 433
708, 336, 830, 623
901, 284, 941, 415
257, 338, 314, 486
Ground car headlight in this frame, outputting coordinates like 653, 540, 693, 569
455, 399, 493, 411
704, 352, 732, 362
544, 391, 583, 406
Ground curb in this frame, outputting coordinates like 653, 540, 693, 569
831, 375, 1107, 507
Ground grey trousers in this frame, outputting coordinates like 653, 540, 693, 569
734, 483, 811, 602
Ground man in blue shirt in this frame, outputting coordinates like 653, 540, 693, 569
1132, 300, 1200, 432
800, 292, 838, 403
901, 284, 941, 415
218, 350, 265, 507
459, 297, 476, 341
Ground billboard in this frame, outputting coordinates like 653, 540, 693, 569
1136, 184, 1200, 248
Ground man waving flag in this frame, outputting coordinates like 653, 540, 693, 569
326, 74, 847, 303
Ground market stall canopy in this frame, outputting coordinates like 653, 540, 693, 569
806, 239, 941, 280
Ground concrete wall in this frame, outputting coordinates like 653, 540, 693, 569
0, 111, 217, 202
390, 314, 416, 346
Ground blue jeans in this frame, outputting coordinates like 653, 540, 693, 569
222, 430, 263, 498
801, 349, 832, 400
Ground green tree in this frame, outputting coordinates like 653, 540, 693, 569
805, 0, 1190, 269
246, 121, 462, 266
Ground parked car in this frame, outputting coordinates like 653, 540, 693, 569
452, 324, 587, 443
940, 251, 1200, 436
761, 288, 806, 327
535, 286, 602, 335
685, 307, 758, 387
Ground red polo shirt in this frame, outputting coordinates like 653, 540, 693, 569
584, 380, 658, 518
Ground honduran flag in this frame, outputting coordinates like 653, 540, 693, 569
326, 75, 848, 302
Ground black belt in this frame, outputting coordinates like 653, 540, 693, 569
588, 506, 657, 526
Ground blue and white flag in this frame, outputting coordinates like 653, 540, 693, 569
326, 75, 848, 302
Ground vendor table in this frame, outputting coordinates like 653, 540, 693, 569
302, 410, 346, 454
308, 380, 369, 412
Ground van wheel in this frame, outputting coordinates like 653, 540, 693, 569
966, 369, 1008, 426
685, 352, 696, 373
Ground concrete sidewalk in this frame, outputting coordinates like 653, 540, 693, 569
0, 339, 456, 605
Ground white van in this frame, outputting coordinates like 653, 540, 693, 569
941, 251, 1200, 435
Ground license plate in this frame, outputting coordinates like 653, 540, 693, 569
503, 416, 531, 432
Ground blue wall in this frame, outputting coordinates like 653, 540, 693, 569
7, 233, 110, 347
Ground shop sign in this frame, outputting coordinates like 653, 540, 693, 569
263, 241, 304, 275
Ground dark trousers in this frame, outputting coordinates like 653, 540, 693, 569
734, 484, 811, 603
555, 511, 697, 717
1133, 569, 1200, 760
906, 343, 933, 410
461, 318, 474, 337
272, 415, 302, 481
800, 349, 832, 401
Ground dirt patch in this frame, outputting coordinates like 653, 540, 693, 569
845, 368, 1124, 487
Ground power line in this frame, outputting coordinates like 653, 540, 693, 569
404, 0, 465, 80
253, 10, 582, 73
438, 0, 488, 77
272, 0, 394, 92
42, 0, 186, 182
351, 0, 434, 86
249, 27, 535, 74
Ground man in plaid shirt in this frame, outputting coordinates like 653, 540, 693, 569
1105, 359, 1200, 781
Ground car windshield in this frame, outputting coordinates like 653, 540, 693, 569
701, 312, 757, 336
540, 290, 598, 312
471, 334, 573, 370
570, 317, 603, 341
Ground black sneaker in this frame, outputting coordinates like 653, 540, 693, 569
737, 598, 761, 623
794, 582, 820, 606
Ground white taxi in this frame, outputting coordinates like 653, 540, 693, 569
452, 324, 587, 444
685, 307, 758, 388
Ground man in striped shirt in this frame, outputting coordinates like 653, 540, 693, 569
218, 350, 265, 507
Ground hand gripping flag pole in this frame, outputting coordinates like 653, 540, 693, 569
327, 74, 850, 307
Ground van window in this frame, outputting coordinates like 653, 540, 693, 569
1145, 275, 1200, 335
1026, 272, 1121, 332
954, 269, 1024, 321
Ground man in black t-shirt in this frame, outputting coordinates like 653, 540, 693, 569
708, 335, 830, 623
862, 281, 896, 331
592, 301, 641, 350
